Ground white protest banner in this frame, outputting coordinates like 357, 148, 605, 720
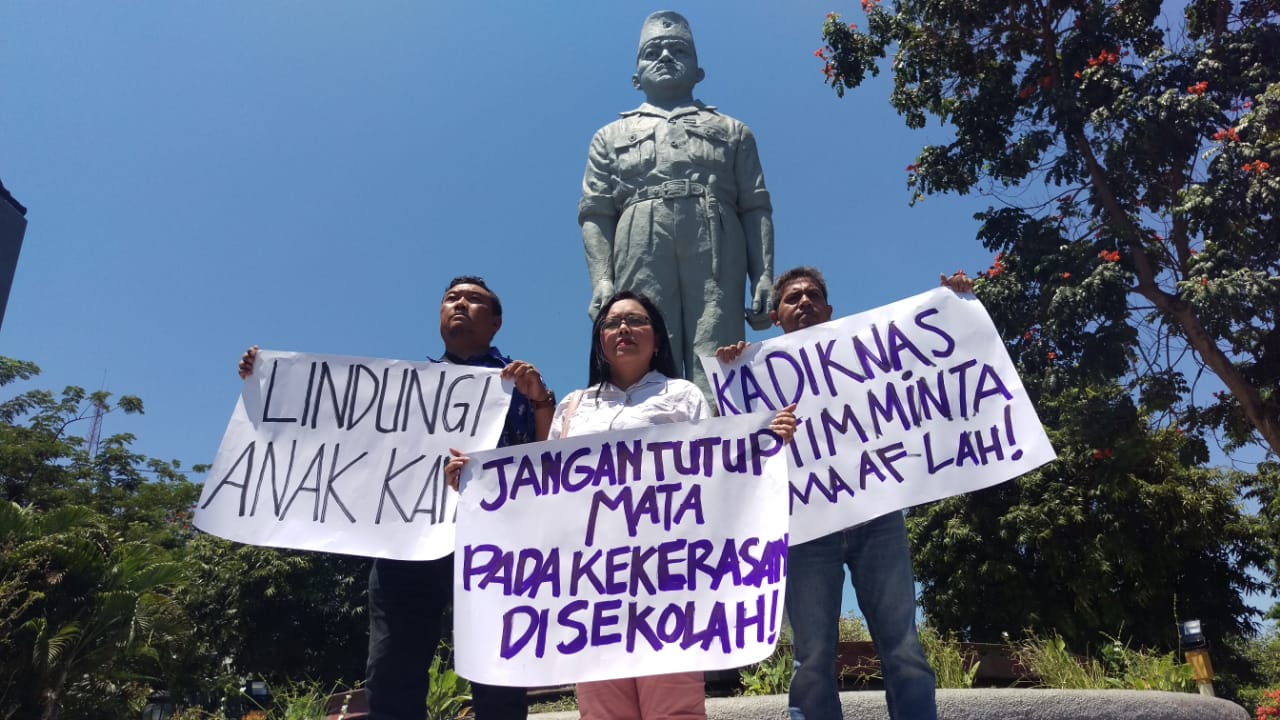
699, 288, 1056, 546
195, 350, 512, 560
453, 412, 790, 687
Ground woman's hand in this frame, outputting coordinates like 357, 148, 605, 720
238, 346, 259, 379
445, 448, 470, 492
771, 403, 798, 444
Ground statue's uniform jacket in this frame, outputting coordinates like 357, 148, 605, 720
579, 101, 772, 377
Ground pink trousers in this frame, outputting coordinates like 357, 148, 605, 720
576, 671, 706, 720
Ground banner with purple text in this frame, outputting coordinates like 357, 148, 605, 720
195, 350, 512, 560
699, 288, 1056, 546
454, 412, 790, 686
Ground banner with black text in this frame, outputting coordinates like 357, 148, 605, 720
195, 350, 512, 560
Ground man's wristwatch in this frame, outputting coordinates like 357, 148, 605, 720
530, 389, 556, 410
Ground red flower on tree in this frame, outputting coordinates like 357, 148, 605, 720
1187, 81, 1209, 95
1212, 127, 1241, 142
1256, 688, 1280, 720
1098, 249, 1121, 263
984, 252, 1007, 278
1085, 48, 1120, 68
1243, 160, 1271, 174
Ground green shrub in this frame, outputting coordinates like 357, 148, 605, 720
1234, 625, 1280, 713
267, 679, 334, 719
1014, 632, 1198, 691
1099, 637, 1194, 692
740, 644, 794, 696
838, 613, 871, 642
1015, 633, 1110, 688
918, 626, 980, 688
426, 644, 472, 720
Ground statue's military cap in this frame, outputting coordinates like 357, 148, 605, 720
637, 11, 696, 59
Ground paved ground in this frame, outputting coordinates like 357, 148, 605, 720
534, 689, 1248, 720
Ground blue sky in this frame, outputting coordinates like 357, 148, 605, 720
6, 2, 1258, 622
2, 0, 986, 466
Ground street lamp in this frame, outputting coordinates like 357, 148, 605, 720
241, 679, 271, 720
1178, 619, 1215, 697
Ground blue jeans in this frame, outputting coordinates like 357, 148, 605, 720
366, 556, 528, 720
786, 512, 936, 720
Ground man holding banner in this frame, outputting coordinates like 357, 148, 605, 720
716, 268, 973, 720
369, 276, 554, 720
235, 276, 554, 720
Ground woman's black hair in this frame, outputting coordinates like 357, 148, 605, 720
588, 291, 678, 387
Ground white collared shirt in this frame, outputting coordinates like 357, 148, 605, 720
549, 370, 709, 440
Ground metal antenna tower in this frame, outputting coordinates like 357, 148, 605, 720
86, 397, 106, 459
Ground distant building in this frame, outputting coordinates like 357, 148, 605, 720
0, 178, 27, 333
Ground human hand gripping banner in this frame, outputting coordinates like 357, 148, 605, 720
454, 412, 790, 687
194, 350, 512, 560
699, 288, 1056, 546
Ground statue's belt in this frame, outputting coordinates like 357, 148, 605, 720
625, 179, 708, 208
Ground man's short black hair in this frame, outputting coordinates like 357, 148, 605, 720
445, 275, 502, 316
772, 267, 828, 311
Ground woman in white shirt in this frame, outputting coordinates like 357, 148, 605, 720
551, 291, 710, 442
449, 291, 795, 720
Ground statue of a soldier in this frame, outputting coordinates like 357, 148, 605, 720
578, 10, 774, 393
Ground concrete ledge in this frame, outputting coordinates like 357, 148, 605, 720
536, 689, 1248, 720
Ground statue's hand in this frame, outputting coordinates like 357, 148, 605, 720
587, 280, 616, 320
745, 278, 773, 331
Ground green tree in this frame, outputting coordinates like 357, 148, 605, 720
814, 0, 1279, 657
0, 357, 201, 547
1245, 459, 1280, 614
923, 236, 1265, 666
0, 358, 200, 719
0, 502, 187, 720
816, 0, 1279, 455
173, 537, 368, 692
907, 381, 1268, 652
901, 243, 1269, 651
0, 357, 369, 714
